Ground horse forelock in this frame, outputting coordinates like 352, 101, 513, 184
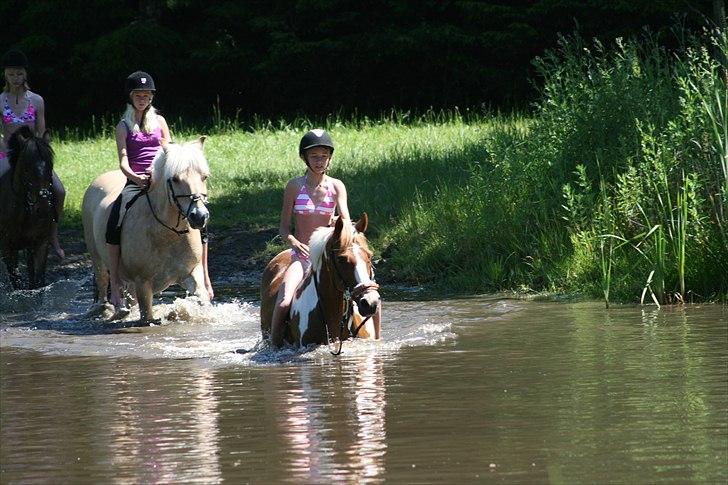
152, 142, 210, 184
309, 221, 372, 273
9, 131, 54, 179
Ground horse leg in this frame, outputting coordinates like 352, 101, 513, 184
135, 280, 155, 324
186, 264, 211, 302
2, 249, 21, 289
27, 241, 50, 289
92, 260, 109, 304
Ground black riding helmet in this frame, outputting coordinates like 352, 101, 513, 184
125, 71, 156, 97
2, 49, 28, 69
299, 129, 335, 162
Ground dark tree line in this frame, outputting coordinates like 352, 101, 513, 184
0, 0, 720, 130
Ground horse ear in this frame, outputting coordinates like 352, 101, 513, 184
42, 130, 51, 143
196, 136, 207, 151
355, 212, 368, 233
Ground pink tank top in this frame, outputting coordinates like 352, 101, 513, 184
126, 124, 162, 174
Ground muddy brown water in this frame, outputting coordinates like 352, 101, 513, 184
1, 275, 726, 484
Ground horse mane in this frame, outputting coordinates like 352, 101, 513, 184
151, 141, 209, 184
308, 220, 371, 273
7, 126, 54, 171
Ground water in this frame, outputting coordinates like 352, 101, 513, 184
1, 276, 726, 484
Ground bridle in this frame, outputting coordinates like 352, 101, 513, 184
313, 241, 380, 355
10, 152, 54, 215
144, 177, 208, 235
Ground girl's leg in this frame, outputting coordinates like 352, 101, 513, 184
373, 305, 382, 340
105, 194, 127, 313
270, 261, 304, 347
50, 171, 65, 259
201, 229, 213, 300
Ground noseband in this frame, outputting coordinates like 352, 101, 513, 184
144, 177, 208, 235
10, 157, 54, 214
313, 242, 380, 355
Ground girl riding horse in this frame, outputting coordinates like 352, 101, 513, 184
105, 71, 213, 315
268, 129, 382, 347
1, 49, 64, 259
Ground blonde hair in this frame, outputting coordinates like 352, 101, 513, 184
3, 67, 29, 92
122, 103, 160, 134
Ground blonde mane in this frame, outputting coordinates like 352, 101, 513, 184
151, 141, 210, 184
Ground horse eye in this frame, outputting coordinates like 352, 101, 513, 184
172, 175, 180, 183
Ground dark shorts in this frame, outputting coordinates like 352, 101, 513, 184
105, 179, 209, 245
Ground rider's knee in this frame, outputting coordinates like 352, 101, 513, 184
52, 175, 65, 202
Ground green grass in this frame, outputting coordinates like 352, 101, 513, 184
54, 31, 728, 302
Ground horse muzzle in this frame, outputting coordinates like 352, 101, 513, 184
187, 206, 209, 229
356, 290, 380, 317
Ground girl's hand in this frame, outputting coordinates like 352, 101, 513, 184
134, 173, 150, 188
290, 237, 309, 258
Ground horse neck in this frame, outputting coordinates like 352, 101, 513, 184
315, 259, 346, 334
146, 178, 188, 230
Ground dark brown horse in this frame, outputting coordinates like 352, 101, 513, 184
261, 214, 381, 347
0, 126, 56, 289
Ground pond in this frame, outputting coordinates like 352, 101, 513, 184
1, 276, 726, 483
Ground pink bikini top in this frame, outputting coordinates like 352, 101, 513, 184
293, 179, 336, 215
2, 92, 36, 126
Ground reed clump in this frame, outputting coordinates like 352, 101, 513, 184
382, 31, 727, 302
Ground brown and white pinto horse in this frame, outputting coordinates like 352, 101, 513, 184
260, 214, 381, 347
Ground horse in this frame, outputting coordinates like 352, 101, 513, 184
260, 213, 381, 348
0, 126, 56, 289
81, 137, 211, 323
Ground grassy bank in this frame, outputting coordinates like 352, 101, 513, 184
54, 33, 727, 303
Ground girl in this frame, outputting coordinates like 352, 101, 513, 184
269, 129, 381, 346
1, 49, 65, 259
106, 71, 213, 313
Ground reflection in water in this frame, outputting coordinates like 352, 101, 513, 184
107, 367, 222, 485
351, 355, 387, 480
2, 294, 725, 484
278, 355, 388, 483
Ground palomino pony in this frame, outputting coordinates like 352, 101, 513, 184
0, 126, 56, 289
261, 214, 381, 347
82, 138, 210, 322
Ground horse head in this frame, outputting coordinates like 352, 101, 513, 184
152, 136, 210, 229
314, 213, 381, 319
8, 126, 54, 217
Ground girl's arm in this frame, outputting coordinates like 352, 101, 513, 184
34, 94, 46, 137
158, 115, 171, 145
279, 179, 299, 247
333, 178, 351, 220
115, 122, 146, 186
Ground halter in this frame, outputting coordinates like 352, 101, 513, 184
313, 241, 380, 355
144, 177, 208, 235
